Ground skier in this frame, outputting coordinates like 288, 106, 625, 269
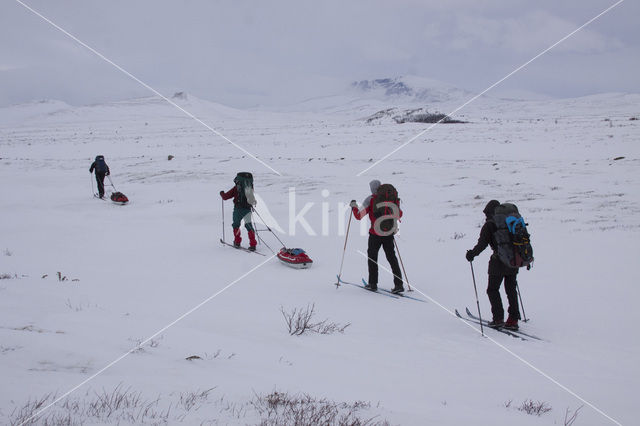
350, 180, 404, 294
466, 200, 521, 330
220, 172, 257, 251
89, 155, 110, 198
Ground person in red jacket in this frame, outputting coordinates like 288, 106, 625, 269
351, 180, 404, 293
220, 173, 257, 250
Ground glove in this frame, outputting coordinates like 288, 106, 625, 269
219, 190, 225, 197
349, 200, 358, 208
466, 250, 475, 262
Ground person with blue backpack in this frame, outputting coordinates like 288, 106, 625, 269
89, 155, 110, 198
465, 200, 521, 330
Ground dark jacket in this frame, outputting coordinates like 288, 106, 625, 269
470, 219, 518, 276
89, 160, 110, 175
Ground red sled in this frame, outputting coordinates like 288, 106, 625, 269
110, 191, 129, 205
277, 248, 313, 269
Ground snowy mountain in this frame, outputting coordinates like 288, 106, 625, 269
272, 75, 477, 115
0, 90, 639, 425
349, 75, 475, 103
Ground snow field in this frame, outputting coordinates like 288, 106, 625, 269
0, 93, 638, 424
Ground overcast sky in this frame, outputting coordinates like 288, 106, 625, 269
0, 0, 638, 108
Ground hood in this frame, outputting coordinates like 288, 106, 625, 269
483, 200, 500, 218
369, 179, 381, 194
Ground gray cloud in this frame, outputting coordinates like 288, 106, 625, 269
0, 0, 637, 107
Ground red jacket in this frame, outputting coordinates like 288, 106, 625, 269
352, 195, 402, 236
220, 186, 239, 204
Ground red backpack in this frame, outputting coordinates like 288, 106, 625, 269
372, 184, 400, 234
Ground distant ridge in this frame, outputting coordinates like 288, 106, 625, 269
349, 75, 474, 103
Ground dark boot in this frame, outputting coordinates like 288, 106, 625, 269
488, 319, 504, 328
391, 286, 404, 294
504, 316, 519, 330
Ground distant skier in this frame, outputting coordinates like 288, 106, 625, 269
89, 155, 110, 198
351, 180, 404, 294
465, 200, 521, 330
220, 172, 257, 251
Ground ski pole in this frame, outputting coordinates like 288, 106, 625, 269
107, 175, 117, 191
221, 198, 226, 243
336, 211, 353, 287
516, 284, 529, 322
254, 230, 276, 255
469, 261, 485, 337
393, 238, 412, 292
90, 173, 95, 196
252, 207, 287, 248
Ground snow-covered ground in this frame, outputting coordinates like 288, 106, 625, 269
1, 91, 639, 425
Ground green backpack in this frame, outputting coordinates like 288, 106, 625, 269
234, 172, 256, 208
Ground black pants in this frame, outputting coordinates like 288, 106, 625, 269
367, 234, 403, 288
487, 274, 520, 321
95, 172, 106, 197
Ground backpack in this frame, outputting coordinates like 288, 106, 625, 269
233, 172, 256, 208
94, 155, 108, 174
492, 203, 534, 269
372, 184, 400, 234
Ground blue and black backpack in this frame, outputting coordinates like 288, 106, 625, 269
94, 155, 108, 174
492, 203, 534, 269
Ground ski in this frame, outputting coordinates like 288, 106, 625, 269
378, 287, 428, 303
357, 278, 427, 302
361, 278, 405, 298
455, 309, 526, 340
93, 194, 107, 201
220, 239, 266, 256
335, 276, 399, 299
465, 308, 542, 341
